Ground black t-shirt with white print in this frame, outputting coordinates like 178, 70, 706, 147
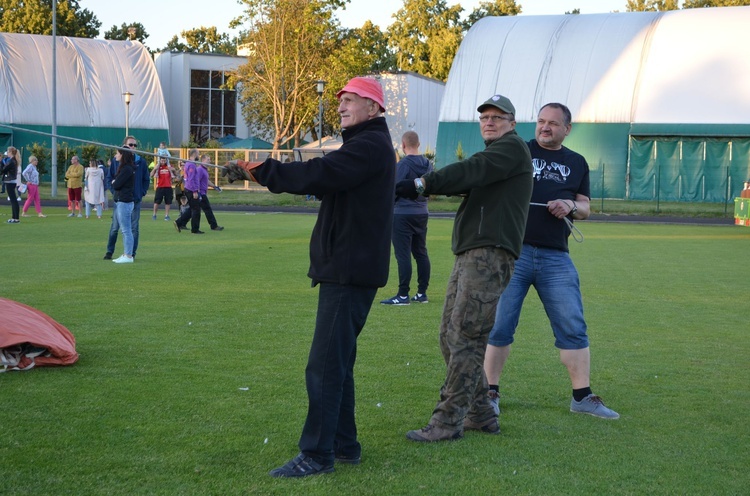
524, 139, 590, 253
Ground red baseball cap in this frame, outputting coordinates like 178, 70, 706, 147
336, 77, 386, 112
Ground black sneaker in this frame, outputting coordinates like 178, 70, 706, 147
380, 295, 410, 306
269, 453, 334, 478
411, 293, 429, 303
211, 226, 224, 231
334, 453, 361, 465
103, 252, 112, 260
192, 230, 205, 234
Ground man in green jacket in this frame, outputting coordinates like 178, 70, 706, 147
396, 94, 533, 442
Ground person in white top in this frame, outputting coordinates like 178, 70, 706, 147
84, 159, 107, 219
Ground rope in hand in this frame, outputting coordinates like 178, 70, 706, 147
529, 202, 584, 243
0, 122, 228, 170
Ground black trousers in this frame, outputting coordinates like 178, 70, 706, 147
392, 213, 431, 296
6, 183, 19, 220
176, 190, 218, 232
298, 283, 377, 465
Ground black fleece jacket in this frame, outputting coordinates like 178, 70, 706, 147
254, 117, 395, 288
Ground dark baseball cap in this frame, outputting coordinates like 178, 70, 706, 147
477, 94, 516, 115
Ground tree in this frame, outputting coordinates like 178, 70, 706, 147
566, 9, 581, 14
0, 0, 101, 38
162, 26, 237, 54
229, 0, 346, 149
626, 0, 679, 10
463, 0, 522, 29
337, 22, 396, 74
387, 0, 464, 81
314, 21, 396, 140
163, 36, 188, 53
103, 22, 150, 44
683, 0, 750, 6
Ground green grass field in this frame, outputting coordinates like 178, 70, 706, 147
1, 207, 748, 495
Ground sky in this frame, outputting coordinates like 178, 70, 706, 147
81, 0, 628, 50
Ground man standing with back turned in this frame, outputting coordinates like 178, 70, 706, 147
381, 130, 433, 306
223, 76, 395, 477
484, 102, 619, 419
396, 94, 533, 441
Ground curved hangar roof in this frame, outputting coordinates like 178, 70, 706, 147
0, 33, 168, 130
441, 6, 750, 125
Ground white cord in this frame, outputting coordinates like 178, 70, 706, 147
529, 202, 584, 243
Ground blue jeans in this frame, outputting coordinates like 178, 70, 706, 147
298, 283, 377, 466
115, 201, 135, 256
392, 214, 430, 296
107, 201, 142, 256
488, 244, 589, 350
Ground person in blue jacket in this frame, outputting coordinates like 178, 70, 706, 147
103, 136, 151, 260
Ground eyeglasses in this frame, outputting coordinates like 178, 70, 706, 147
479, 115, 513, 123
126, 143, 137, 147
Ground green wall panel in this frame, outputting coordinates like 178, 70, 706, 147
5, 124, 168, 161
437, 121, 750, 202
436, 121, 630, 198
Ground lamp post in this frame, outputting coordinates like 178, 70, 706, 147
123, 92, 133, 136
316, 80, 326, 147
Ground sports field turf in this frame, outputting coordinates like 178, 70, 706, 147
1, 207, 748, 494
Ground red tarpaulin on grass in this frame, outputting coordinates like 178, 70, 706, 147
0, 298, 78, 371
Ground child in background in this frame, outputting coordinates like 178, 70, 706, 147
157, 142, 171, 158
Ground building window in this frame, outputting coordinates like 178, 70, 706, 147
190, 69, 237, 144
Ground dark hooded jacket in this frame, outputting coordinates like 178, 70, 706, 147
394, 154, 433, 215
253, 117, 395, 288
422, 129, 533, 258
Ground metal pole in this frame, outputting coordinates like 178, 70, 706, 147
725, 165, 730, 215
123, 92, 133, 137
315, 80, 326, 147
51, 0, 58, 197
318, 96, 323, 147
602, 162, 604, 213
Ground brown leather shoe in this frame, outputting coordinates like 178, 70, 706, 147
464, 417, 501, 435
406, 423, 463, 442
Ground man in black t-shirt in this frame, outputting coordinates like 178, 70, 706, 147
484, 103, 619, 420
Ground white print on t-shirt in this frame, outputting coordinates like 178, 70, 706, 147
532, 158, 570, 184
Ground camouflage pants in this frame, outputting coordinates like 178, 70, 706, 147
430, 247, 515, 428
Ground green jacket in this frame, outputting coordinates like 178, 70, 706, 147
423, 130, 532, 257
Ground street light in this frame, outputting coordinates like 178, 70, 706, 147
123, 92, 133, 136
316, 80, 326, 147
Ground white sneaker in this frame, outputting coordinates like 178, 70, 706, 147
113, 255, 134, 264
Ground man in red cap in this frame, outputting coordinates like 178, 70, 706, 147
223, 77, 395, 477
396, 94, 533, 442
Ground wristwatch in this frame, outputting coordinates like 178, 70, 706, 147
414, 178, 426, 195
569, 200, 578, 215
